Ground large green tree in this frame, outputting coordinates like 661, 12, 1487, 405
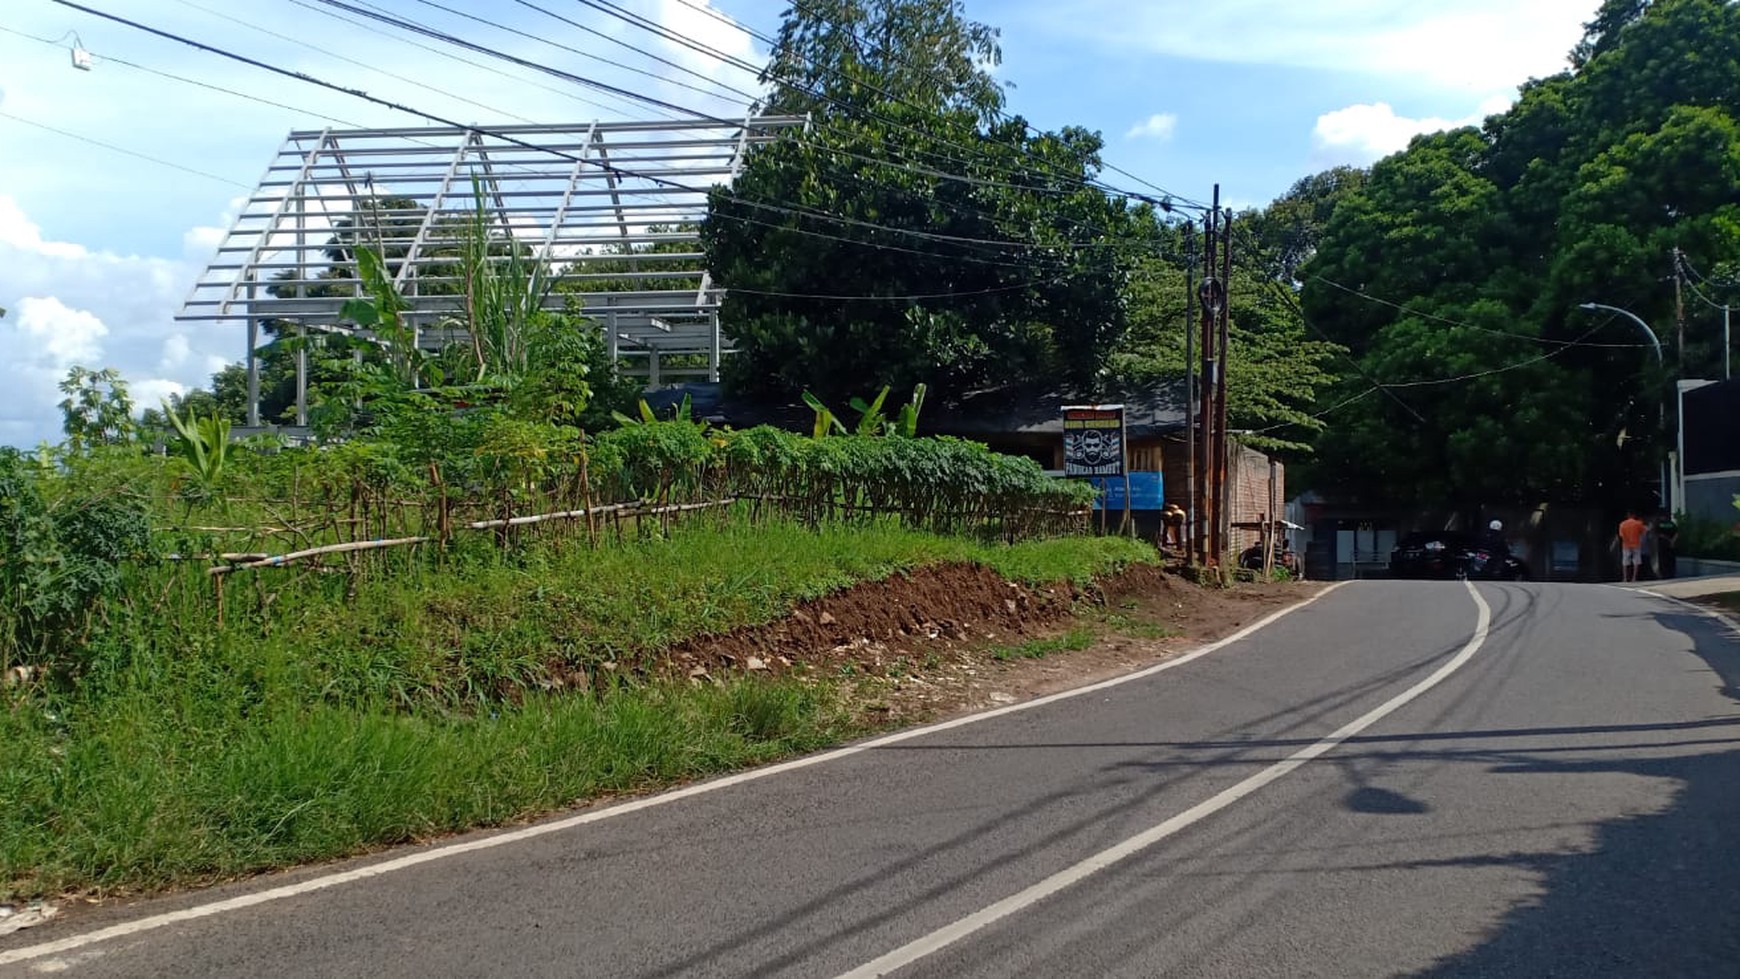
1301, 0, 1740, 506
706, 0, 1153, 404
760, 0, 1005, 123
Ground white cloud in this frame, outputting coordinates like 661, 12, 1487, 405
0, 297, 107, 448
182, 195, 246, 258
0, 195, 240, 447
12, 296, 108, 367
1052, 1, 1589, 92
132, 378, 188, 413
1125, 113, 1178, 141
652, 0, 765, 96
1312, 95, 1513, 165
0, 196, 87, 259
159, 333, 193, 372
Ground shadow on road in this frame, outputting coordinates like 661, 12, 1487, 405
1409, 603, 1740, 976
1408, 747, 1740, 977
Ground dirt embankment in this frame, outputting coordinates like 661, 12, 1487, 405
667, 561, 1323, 723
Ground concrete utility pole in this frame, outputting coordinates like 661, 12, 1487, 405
1675, 248, 1687, 371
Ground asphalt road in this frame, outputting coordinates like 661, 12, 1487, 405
6, 580, 1740, 978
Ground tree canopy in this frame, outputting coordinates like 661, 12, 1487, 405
1299, 0, 1740, 506
707, 0, 1160, 406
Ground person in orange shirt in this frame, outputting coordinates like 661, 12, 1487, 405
1618, 511, 1648, 582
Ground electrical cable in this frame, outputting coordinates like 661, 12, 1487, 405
1307, 273, 1654, 349
1377, 321, 1609, 389
0, 22, 367, 128
162, 0, 541, 124
301, 0, 734, 128
702, 0, 1209, 212
1244, 386, 1379, 436
295, 0, 1174, 259
49, 0, 1114, 275
580, 0, 1202, 217
2, 20, 586, 196
1676, 250, 1737, 311
0, 109, 251, 189
718, 273, 1075, 302
321, 0, 1144, 253
281, 0, 657, 121
388, 0, 758, 108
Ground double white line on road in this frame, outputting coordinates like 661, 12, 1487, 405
838, 580, 1494, 978
1, 578, 1356, 971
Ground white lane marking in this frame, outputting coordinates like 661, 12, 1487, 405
0, 583, 1351, 967
836, 579, 1493, 979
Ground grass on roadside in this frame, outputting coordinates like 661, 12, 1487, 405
1, 518, 1158, 901
0, 677, 849, 901
990, 626, 1098, 661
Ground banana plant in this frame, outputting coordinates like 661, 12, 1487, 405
339, 245, 424, 389
610, 393, 694, 428
892, 383, 926, 438
164, 403, 230, 488
801, 391, 847, 439
847, 386, 891, 437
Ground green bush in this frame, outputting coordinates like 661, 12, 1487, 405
0, 448, 150, 670
1675, 511, 1740, 561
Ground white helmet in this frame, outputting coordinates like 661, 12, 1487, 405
1489, 519, 1503, 531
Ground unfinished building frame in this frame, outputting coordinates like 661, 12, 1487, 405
177, 115, 807, 427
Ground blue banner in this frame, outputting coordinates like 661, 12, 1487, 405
1090, 471, 1163, 510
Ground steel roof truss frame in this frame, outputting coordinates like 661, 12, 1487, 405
178, 117, 807, 372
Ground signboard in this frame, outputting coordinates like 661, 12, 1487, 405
1090, 472, 1162, 510
1062, 404, 1126, 477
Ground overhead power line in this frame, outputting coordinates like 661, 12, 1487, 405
277, 0, 1177, 262
48, 0, 1123, 275
1377, 321, 1608, 389
163, 0, 539, 123
570, 0, 1201, 220
716, 0, 1209, 212
0, 109, 250, 189
297, 0, 1127, 258
384, 0, 757, 108
300, 0, 735, 127
282, 0, 657, 121
311, 0, 1145, 255
721, 273, 1076, 302
0, 22, 366, 127
1307, 274, 1654, 349
1676, 250, 1737, 311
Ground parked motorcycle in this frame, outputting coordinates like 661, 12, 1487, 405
1456, 547, 1530, 581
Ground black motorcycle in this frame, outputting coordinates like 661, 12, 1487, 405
1456, 547, 1530, 581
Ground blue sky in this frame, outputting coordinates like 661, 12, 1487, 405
0, 0, 1594, 446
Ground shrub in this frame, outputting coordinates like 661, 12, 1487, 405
0, 448, 150, 671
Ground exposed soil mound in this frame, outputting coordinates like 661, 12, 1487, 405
661, 560, 1321, 727
665, 562, 1077, 679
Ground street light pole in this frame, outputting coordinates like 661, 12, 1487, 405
1578, 302, 1669, 512
1578, 302, 1663, 366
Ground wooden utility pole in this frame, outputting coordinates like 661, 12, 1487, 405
1195, 186, 1221, 565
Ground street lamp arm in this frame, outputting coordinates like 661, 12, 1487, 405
1578, 302, 1664, 366
1576, 301, 1671, 513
